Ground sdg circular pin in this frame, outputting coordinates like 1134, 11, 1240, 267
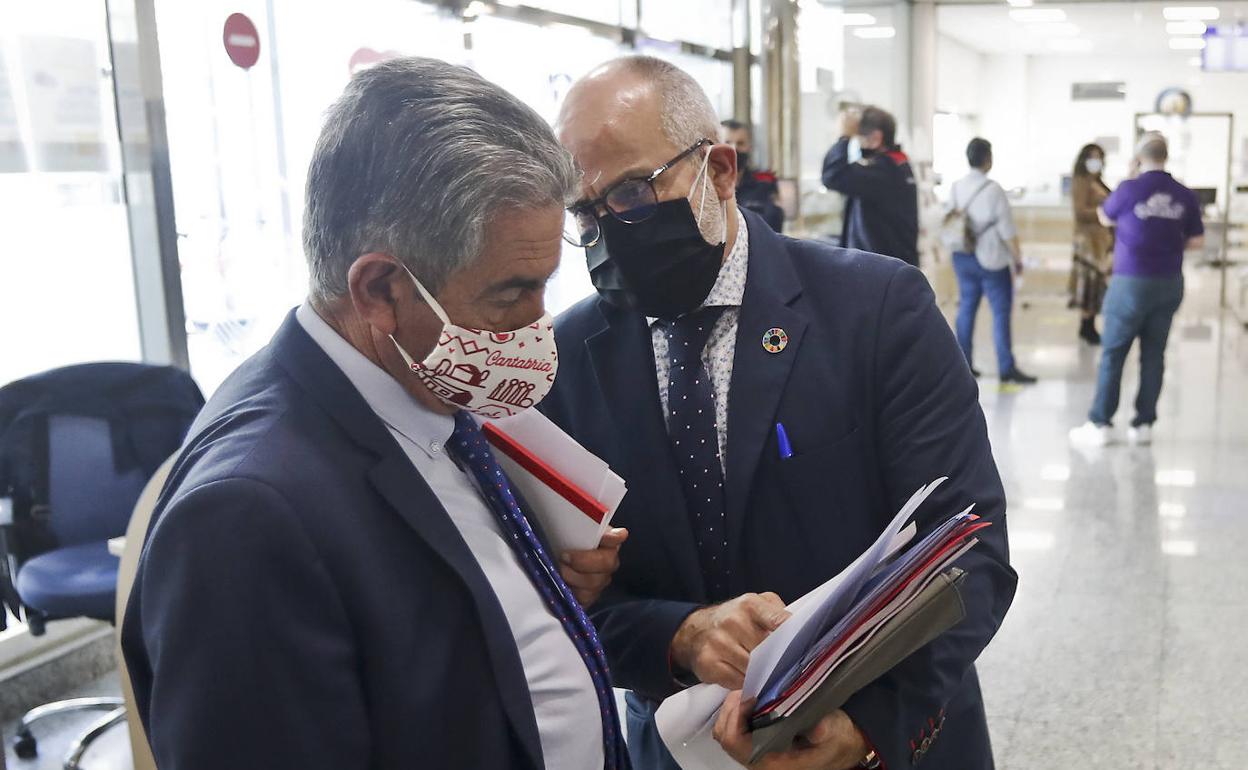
761, 327, 789, 354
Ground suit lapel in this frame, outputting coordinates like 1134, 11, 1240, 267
272, 312, 545, 769
585, 306, 707, 599
724, 215, 810, 553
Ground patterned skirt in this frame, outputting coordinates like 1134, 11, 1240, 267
1069, 229, 1112, 315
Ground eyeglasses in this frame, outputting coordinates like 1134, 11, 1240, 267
563, 138, 713, 247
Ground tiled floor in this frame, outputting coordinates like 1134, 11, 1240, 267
4, 264, 1245, 770
969, 264, 1248, 770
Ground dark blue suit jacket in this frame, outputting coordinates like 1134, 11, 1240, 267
121, 313, 546, 770
541, 210, 1017, 769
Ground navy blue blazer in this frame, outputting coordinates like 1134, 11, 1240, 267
121, 313, 546, 770
540, 210, 1018, 769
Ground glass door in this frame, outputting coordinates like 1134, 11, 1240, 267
0, 1, 142, 386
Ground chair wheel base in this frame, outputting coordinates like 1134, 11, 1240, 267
13, 730, 38, 758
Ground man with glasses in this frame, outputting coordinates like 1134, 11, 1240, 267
542, 56, 1016, 770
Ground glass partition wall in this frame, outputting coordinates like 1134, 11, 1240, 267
153, 0, 755, 394
1, 0, 919, 395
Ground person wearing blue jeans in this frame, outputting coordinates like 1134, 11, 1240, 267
1088, 275, 1184, 429
1070, 132, 1203, 447
948, 138, 1035, 384
953, 251, 1021, 379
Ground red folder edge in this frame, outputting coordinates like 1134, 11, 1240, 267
755, 519, 994, 716
482, 421, 609, 525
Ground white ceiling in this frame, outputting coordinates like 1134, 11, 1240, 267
938, 1, 1248, 57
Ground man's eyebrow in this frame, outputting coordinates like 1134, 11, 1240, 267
482, 275, 548, 295
570, 164, 655, 209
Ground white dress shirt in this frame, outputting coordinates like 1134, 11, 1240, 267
949, 169, 1017, 271
296, 303, 603, 770
649, 207, 749, 470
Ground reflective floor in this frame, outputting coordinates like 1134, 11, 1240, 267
4, 265, 1246, 770
969, 264, 1248, 769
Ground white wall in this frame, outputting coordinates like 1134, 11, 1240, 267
935, 33, 985, 117
958, 50, 1248, 204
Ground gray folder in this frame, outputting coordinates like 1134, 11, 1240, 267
749, 568, 968, 763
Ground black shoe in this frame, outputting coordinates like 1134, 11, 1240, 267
1079, 318, 1101, 345
1001, 367, 1037, 385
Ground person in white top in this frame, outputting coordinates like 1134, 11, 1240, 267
948, 138, 1036, 385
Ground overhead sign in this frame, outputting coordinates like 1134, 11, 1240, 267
1071, 82, 1126, 101
1204, 25, 1248, 72
223, 13, 260, 70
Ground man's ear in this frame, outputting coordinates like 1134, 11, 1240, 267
707, 143, 739, 201
346, 252, 405, 336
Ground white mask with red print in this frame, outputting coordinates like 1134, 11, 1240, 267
388, 265, 558, 418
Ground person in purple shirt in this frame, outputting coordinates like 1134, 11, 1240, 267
1070, 133, 1205, 447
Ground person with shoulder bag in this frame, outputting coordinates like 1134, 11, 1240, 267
945, 138, 1036, 385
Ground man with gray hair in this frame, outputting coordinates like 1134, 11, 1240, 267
1070, 131, 1204, 447
543, 56, 1015, 770
122, 57, 629, 770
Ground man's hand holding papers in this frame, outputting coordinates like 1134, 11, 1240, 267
560, 527, 630, 607
670, 593, 792, 689
714, 692, 868, 770
655, 479, 985, 770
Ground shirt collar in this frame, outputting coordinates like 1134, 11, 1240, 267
295, 303, 453, 458
648, 206, 750, 326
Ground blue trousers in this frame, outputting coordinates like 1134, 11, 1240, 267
1089, 274, 1184, 427
953, 252, 1014, 375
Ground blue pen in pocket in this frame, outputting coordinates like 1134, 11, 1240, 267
775, 422, 793, 459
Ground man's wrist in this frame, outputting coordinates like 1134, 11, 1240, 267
853, 723, 882, 769
669, 606, 708, 676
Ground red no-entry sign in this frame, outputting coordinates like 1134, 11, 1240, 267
223, 13, 260, 70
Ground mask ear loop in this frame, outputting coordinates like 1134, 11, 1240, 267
389, 335, 422, 371
691, 147, 713, 221
396, 262, 452, 325
690, 147, 729, 246
388, 261, 449, 372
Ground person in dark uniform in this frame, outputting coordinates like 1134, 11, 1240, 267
720, 119, 785, 232
822, 106, 919, 266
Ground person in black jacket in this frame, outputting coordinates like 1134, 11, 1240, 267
121, 57, 627, 770
720, 119, 785, 232
552, 56, 1015, 770
822, 106, 919, 266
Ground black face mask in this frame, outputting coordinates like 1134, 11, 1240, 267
586, 197, 725, 321
735, 150, 751, 171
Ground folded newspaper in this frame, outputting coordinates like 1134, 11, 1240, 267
655, 478, 988, 768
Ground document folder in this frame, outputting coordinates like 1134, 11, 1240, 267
655, 478, 988, 769
481, 410, 628, 554
748, 568, 967, 762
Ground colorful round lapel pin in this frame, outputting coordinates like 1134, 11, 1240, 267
762, 327, 789, 354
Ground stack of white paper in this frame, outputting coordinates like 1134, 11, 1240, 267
655, 479, 952, 770
485, 409, 628, 554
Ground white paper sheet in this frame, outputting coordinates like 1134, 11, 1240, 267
486, 410, 628, 553
654, 479, 946, 767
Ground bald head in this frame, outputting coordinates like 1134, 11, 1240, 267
1136, 131, 1168, 166
558, 56, 720, 159
555, 56, 738, 253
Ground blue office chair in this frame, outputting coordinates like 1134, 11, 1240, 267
0, 362, 203, 769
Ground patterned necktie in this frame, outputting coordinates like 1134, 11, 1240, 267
662, 306, 732, 601
448, 411, 629, 770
